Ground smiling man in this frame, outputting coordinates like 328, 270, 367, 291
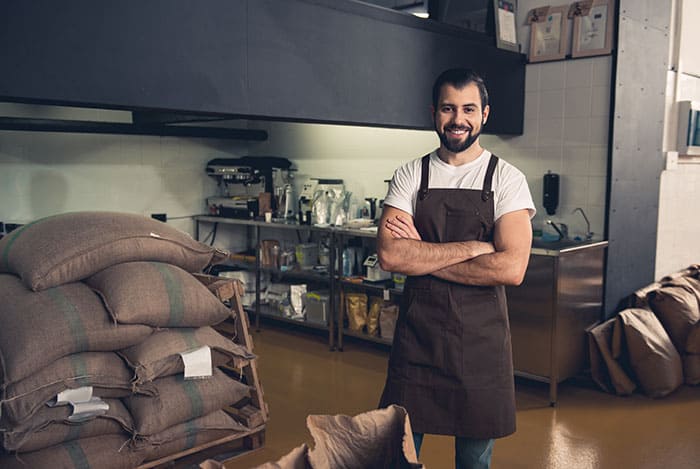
377, 68, 535, 469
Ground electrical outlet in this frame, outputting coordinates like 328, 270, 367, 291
151, 213, 167, 222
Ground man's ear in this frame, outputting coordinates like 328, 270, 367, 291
482, 105, 490, 125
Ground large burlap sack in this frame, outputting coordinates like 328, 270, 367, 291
2, 399, 133, 453
619, 308, 683, 398
686, 321, 700, 354
0, 434, 143, 469
118, 327, 255, 385
124, 368, 251, 436
0, 274, 153, 386
86, 261, 232, 327
1, 351, 152, 428
135, 410, 248, 462
587, 318, 637, 395
306, 405, 423, 469
0, 211, 227, 291
648, 282, 700, 352
684, 354, 700, 385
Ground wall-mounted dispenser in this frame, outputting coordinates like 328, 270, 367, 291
543, 171, 559, 215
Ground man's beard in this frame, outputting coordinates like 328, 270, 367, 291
436, 121, 483, 153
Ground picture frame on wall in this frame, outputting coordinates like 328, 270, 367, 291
528, 6, 569, 63
494, 0, 519, 52
572, 0, 615, 58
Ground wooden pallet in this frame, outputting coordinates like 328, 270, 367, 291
137, 274, 269, 468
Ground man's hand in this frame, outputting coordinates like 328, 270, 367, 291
385, 213, 422, 240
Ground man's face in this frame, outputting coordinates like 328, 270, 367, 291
433, 83, 489, 154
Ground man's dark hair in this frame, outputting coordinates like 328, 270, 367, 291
432, 68, 489, 110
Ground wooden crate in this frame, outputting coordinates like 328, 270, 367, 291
137, 275, 269, 468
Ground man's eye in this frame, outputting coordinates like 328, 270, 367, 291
441, 106, 454, 112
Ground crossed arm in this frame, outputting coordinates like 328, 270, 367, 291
376, 205, 532, 286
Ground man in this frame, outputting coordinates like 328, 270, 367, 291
377, 68, 535, 469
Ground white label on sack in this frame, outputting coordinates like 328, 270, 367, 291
383, 289, 390, 301
180, 345, 213, 379
69, 397, 110, 422
55, 386, 93, 406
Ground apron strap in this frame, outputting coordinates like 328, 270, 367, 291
418, 154, 431, 201
481, 154, 499, 202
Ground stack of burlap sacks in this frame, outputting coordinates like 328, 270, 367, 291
588, 264, 700, 398
0, 212, 257, 468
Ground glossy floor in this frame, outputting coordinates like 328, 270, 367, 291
228, 324, 700, 469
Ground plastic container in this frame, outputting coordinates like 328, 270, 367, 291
295, 243, 319, 270
305, 291, 329, 324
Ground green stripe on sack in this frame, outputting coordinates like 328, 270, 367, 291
184, 419, 198, 450
0, 214, 62, 270
65, 440, 91, 469
47, 288, 89, 351
152, 262, 185, 326
180, 329, 200, 350
70, 353, 90, 387
181, 379, 204, 419
66, 424, 83, 443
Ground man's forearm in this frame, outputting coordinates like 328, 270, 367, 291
378, 238, 493, 276
432, 249, 528, 286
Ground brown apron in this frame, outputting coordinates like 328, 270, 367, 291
379, 153, 516, 439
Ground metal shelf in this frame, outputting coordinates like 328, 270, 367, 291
341, 328, 392, 346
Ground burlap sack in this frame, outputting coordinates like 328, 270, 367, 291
124, 368, 251, 436
136, 410, 248, 462
684, 354, 700, 385
2, 399, 133, 453
686, 321, 700, 354
1, 351, 152, 428
118, 327, 255, 385
0, 434, 142, 469
648, 283, 700, 351
587, 318, 637, 395
619, 308, 683, 398
0, 211, 227, 291
0, 274, 153, 386
86, 261, 232, 327
306, 405, 423, 469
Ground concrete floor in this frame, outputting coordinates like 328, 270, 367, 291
228, 324, 700, 469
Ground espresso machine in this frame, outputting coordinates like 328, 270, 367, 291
206, 156, 294, 219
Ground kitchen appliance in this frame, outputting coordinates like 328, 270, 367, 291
543, 171, 559, 216
206, 156, 293, 219
297, 178, 344, 225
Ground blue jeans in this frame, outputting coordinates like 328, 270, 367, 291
413, 432, 494, 469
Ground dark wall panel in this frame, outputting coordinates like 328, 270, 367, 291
0, 0, 248, 113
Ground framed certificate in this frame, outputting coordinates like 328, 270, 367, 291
494, 0, 519, 53
528, 6, 569, 63
572, 0, 615, 58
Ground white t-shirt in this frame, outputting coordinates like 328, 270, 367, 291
384, 150, 536, 221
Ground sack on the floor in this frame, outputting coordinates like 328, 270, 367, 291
619, 308, 683, 398
124, 368, 251, 436
587, 318, 637, 395
1, 351, 151, 428
0, 274, 153, 386
86, 261, 232, 327
2, 399, 133, 453
0, 211, 227, 291
0, 434, 143, 469
684, 354, 700, 385
135, 410, 248, 462
648, 282, 700, 352
686, 321, 700, 354
306, 404, 423, 469
119, 326, 255, 385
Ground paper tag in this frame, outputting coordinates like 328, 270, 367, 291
69, 397, 110, 422
180, 345, 213, 379
54, 386, 93, 406
383, 289, 390, 301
